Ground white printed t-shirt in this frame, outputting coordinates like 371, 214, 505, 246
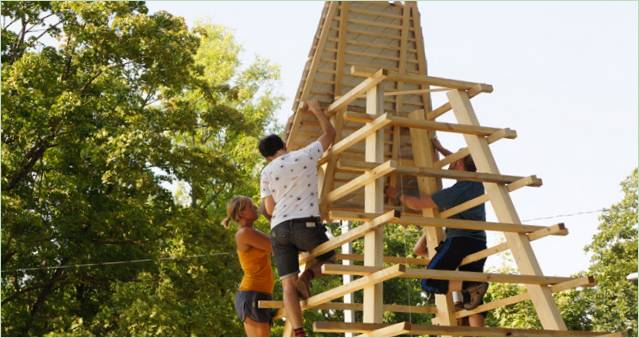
260, 140, 324, 229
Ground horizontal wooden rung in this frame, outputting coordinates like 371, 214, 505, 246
313, 321, 624, 336
322, 264, 574, 285
258, 300, 436, 314
351, 66, 493, 91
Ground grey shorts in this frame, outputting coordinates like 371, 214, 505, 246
234, 291, 275, 323
271, 217, 336, 279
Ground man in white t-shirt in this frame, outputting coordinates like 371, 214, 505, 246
259, 99, 335, 337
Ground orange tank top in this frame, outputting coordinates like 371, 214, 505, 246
237, 247, 274, 295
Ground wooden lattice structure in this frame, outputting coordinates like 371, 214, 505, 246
261, 2, 625, 336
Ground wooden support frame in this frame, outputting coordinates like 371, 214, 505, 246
318, 113, 392, 165
298, 210, 398, 265
326, 68, 387, 116
351, 66, 494, 92
336, 253, 429, 265
327, 160, 396, 203
456, 276, 595, 319
303, 264, 406, 309
425, 84, 485, 120
357, 322, 409, 337
434, 128, 517, 168
259, 300, 437, 315
322, 264, 574, 285
313, 321, 624, 337
447, 89, 568, 330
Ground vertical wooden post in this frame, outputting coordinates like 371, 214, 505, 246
407, 110, 456, 326
447, 89, 567, 330
363, 83, 385, 324
341, 221, 354, 337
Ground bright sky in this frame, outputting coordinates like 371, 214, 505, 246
146, 1, 638, 276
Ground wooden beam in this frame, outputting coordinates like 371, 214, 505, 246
440, 176, 543, 219
303, 264, 406, 309
259, 300, 437, 315
313, 321, 623, 336
363, 81, 385, 324
434, 128, 518, 168
456, 276, 595, 319
351, 65, 493, 92
448, 89, 567, 330
357, 322, 409, 337
327, 160, 397, 203
389, 114, 513, 138
336, 253, 430, 265
298, 210, 399, 265
338, 159, 532, 185
326, 69, 387, 116
340, 111, 516, 140
399, 213, 550, 233
322, 264, 573, 285
426, 84, 485, 120
318, 113, 392, 165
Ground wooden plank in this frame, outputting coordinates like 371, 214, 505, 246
389, 114, 512, 137
357, 322, 409, 337
434, 128, 518, 168
426, 84, 486, 120
259, 300, 437, 315
319, 113, 345, 219
363, 82, 385, 324
440, 176, 542, 219
347, 27, 414, 41
447, 89, 567, 330
327, 160, 396, 203
348, 7, 403, 20
313, 321, 621, 336
455, 276, 595, 319
398, 213, 549, 233
326, 69, 387, 116
346, 50, 400, 62
407, 2, 434, 122
298, 210, 398, 265
339, 159, 530, 185
351, 65, 493, 91
318, 113, 392, 165
304, 264, 406, 308
340, 111, 515, 138
334, 1, 349, 97
336, 253, 430, 265
348, 18, 403, 30
323, 264, 573, 285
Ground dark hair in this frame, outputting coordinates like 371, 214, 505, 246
462, 155, 477, 172
258, 134, 285, 158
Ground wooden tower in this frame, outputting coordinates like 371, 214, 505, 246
263, 2, 624, 336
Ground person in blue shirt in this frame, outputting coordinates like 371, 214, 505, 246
385, 138, 488, 327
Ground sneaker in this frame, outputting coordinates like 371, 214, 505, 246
463, 282, 488, 310
296, 270, 312, 300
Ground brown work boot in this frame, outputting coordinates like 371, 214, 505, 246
463, 282, 488, 310
296, 269, 313, 300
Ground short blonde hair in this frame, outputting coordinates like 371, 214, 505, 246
221, 196, 252, 227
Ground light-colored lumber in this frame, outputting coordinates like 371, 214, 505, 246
398, 213, 549, 233
351, 66, 493, 92
336, 253, 430, 265
455, 276, 595, 318
448, 89, 567, 330
318, 113, 392, 165
313, 321, 623, 336
363, 82, 385, 324
348, 7, 403, 20
298, 210, 398, 265
304, 264, 406, 309
426, 84, 485, 120
326, 69, 387, 116
322, 264, 573, 285
357, 322, 409, 337
434, 128, 518, 168
338, 159, 530, 185
440, 176, 543, 219
348, 18, 403, 30
327, 160, 396, 203
259, 300, 437, 315
389, 114, 512, 137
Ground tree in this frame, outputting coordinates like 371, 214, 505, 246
2, 2, 281, 336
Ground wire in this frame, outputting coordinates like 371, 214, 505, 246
521, 208, 605, 222
1, 252, 231, 274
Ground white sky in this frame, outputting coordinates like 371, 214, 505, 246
146, 1, 638, 276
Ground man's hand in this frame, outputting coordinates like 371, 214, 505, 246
431, 137, 452, 156
305, 98, 323, 116
259, 201, 272, 221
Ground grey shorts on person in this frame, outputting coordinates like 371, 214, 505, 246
271, 217, 336, 279
234, 291, 275, 323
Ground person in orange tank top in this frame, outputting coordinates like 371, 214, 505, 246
223, 196, 275, 337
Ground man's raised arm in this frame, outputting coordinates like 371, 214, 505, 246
305, 98, 336, 152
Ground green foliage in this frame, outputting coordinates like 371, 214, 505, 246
2, 2, 281, 336
485, 169, 637, 335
